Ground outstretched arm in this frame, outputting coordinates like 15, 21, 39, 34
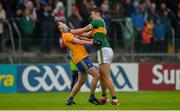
70, 24, 92, 35
71, 37, 93, 46
79, 31, 92, 38
79, 36, 93, 41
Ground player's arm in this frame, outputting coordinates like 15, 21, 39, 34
79, 36, 92, 41
71, 37, 93, 46
79, 31, 92, 38
70, 24, 92, 34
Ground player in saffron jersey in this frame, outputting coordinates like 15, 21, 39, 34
58, 22, 101, 105
63, 8, 119, 105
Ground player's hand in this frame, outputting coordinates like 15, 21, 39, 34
93, 40, 101, 45
63, 28, 71, 33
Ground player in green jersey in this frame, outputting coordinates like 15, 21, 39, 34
67, 8, 119, 105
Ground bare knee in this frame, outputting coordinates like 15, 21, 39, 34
88, 68, 100, 80
77, 79, 85, 86
95, 71, 100, 80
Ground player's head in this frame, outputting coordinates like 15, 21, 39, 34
57, 22, 68, 32
90, 8, 102, 20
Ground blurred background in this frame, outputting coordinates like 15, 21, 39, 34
0, 0, 180, 64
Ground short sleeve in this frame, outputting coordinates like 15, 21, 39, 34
90, 20, 98, 28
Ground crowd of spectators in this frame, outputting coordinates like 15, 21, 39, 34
0, 0, 180, 55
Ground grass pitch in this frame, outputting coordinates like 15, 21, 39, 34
0, 91, 180, 110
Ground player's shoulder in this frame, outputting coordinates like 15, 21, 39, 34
93, 19, 104, 22
62, 33, 74, 38
91, 19, 99, 23
90, 19, 104, 25
62, 33, 74, 42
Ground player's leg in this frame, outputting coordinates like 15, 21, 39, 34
99, 73, 108, 104
100, 73, 106, 95
99, 64, 115, 96
97, 48, 111, 103
71, 71, 78, 90
97, 47, 119, 105
99, 63, 119, 105
70, 72, 87, 97
87, 67, 99, 94
66, 72, 87, 105
82, 57, 101, 105
87, 67, 102, 105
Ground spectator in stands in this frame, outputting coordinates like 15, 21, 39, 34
123, 0, 133, 17
15, 7, 23, 23
146, 19, 154, 39
146, 3, 158, 22
110, 3, 124, 44
139, 0, 151, 18
140, 0, 151, 10
159, 3, 167, 16
111, 2, 124, 19
25, 1, 37, 21
16, 1, 37, 24
122, 18, 133, 52
161, 9, 174, 51
133, 0, 139, 9
177, 2, 180, 14
153, 18, 165, 52
141, 19, 153, 53
101, 1, 112, 34
52, 0, 67, 53
34, 0, 46, 11
79, 0, 95, 26
18, 6, 35, 54
139, 2, 148, 17
18, 0, 46, 4
102, 0, 109, 5
1, 0, 16, 19
39, 3, 54, 54
0, 3, 6, 52
52, 0, 66, 22
131, 5, 145, 27
131, 6, 145, 52
17, 0, 26, 9
33, 0, 44, 49
39, 0, 47, 5
174, 11, 180, 52
68, 4, 83, 28
89, 0, 97, 9
159, 2, 175, 21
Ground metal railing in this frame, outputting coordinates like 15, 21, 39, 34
12, 19, 22, 52
1, 20, 16, 63
0, 18, 180, 63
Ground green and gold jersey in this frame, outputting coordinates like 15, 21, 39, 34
90, 19, 110, 50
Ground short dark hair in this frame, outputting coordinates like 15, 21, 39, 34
91, 7, 102, 15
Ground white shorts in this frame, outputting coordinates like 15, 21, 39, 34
97, 47, 114, 64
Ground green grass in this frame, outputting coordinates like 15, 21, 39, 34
0, 91, 180, 110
